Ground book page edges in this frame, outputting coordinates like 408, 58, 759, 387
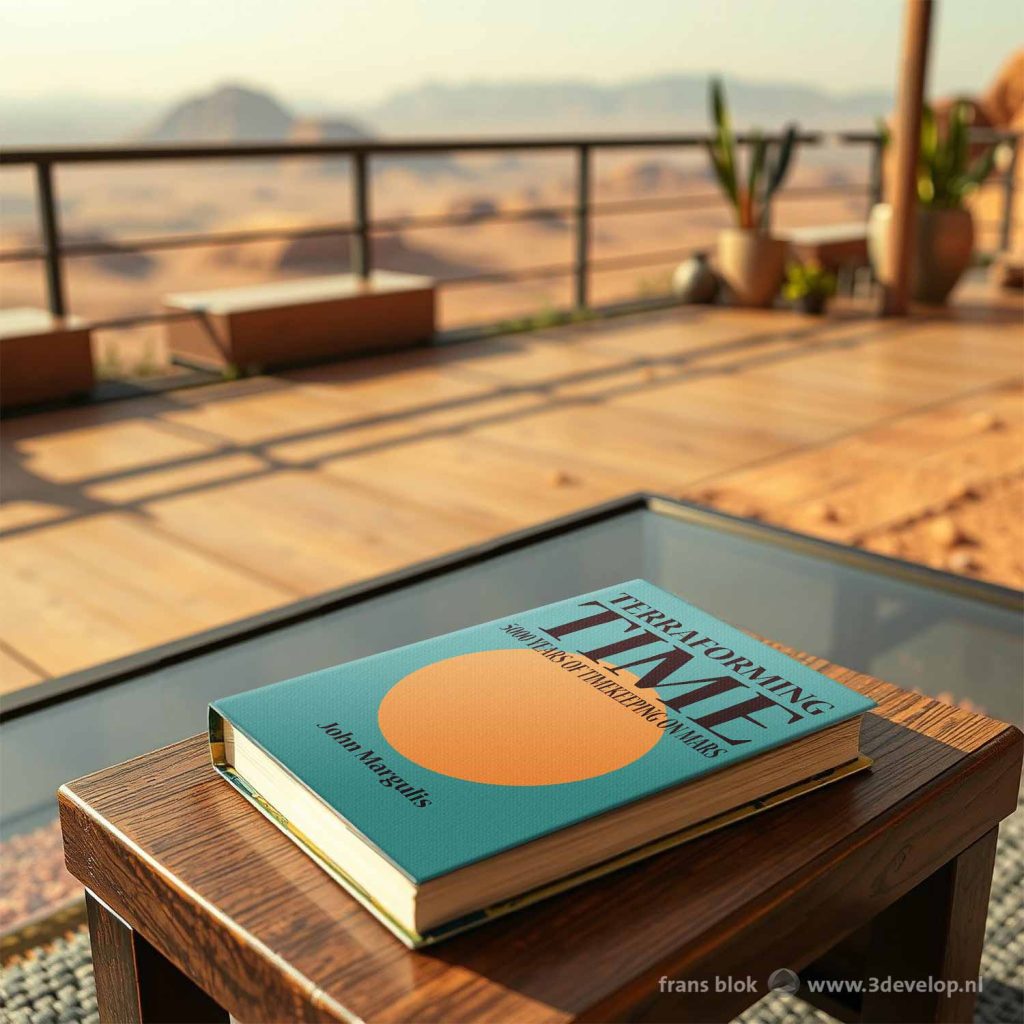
209, 703, 870, 949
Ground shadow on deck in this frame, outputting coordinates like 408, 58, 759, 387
1, 288, 1021, 690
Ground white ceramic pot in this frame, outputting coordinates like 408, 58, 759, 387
716, 229, 788, 307
868, 203, 975, 305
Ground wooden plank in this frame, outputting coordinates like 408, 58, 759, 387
84, 452, 269, 505
317, 434, 630, 527
161, 358, 495, 448
142, 468, 507, 595
0, 500, 67, 534
687, 383, 1024, 514
0, 513, 289, 677
0, 299, 1020, 691
0, 645, 46, 693
471, 402, 725, 492
783, 425, 1024, 541
10, 419, 217, 484
265, 390, 547, 467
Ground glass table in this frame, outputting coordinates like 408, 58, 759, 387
3, 494, 1022, 841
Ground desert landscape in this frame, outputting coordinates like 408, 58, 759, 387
0, 141, 878, 374
3, 57, 1020, 376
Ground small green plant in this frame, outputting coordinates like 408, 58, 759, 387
97, 343, 124, 380
532, 306, 563, 330
488, 305, 597, 337
917, 101, 1000, 209
133, 339, 159, 379
706, 78, 798, 230
783, 260, 837, 301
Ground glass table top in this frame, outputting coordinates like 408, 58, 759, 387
3, 497, 1021, 836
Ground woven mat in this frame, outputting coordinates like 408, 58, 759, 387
3, 798, 1021, 1024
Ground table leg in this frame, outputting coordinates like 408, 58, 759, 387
86, 891, 228, 1024
860, 827, 998, 1024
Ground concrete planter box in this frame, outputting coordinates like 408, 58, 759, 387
164, 272, 436, 373
0, 309, 94, 410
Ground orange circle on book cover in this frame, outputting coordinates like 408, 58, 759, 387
378, 649, 660, 785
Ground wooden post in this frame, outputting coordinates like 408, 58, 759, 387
882, 0, 934, 316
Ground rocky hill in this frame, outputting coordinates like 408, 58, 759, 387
140, 84, 376, 152
143, 83, 295, 142
366, 75, 893, 134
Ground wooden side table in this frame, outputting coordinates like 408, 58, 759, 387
59, 653, 1021, 1024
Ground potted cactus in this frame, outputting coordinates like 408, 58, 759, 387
869, 100, 1001, 304
706, 78, 798, 307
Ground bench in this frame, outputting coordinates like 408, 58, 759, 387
0, 308, 94, 409
783, 223, 871, 293
164, 271, 435, 373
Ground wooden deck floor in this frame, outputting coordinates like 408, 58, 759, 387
2, 289, 1021, 693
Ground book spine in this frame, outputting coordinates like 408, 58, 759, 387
208, 705, 227, 768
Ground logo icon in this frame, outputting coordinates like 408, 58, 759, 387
768, 968, 800, 995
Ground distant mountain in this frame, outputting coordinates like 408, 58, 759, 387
0, 73, 892, 148
142, 83, 296, 142
366, 75, 893, 133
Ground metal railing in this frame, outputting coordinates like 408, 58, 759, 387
0, 129, 1017, 333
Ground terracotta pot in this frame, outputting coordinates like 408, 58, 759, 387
868, 203, 975, 305
716, 229, 787, 307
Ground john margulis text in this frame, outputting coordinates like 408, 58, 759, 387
316, 724, 432, 807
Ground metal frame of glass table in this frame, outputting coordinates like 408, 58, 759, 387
3, 492, 1019, 724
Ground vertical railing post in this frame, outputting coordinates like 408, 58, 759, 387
868, 133, 885, 215
351, 150, 370, 279
998, 136, 1018, 253
35, 161, 67, 317
574, 143, 591, 310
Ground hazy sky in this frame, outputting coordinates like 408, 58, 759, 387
1, 0, 1020, 105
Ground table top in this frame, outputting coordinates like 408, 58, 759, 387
59, 644, 1022, 1023
9, 496, 1022, 837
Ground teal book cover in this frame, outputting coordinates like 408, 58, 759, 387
210, 579, 874, 907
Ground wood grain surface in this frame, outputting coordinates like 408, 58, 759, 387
5, 288, 1022, 683
59, 655, 1022, 1023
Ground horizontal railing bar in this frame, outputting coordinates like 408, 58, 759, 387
88, 309, 200, 330
3, 129, 1016, 169
21, 224, 1012, 336
443, 246, 701, 285
0, 132, 828, 166
834, 127, 1021, 144
0, 220, 358, 262
0, 182, 873, 263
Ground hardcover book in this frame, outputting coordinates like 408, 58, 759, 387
209, 579, 875, 946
